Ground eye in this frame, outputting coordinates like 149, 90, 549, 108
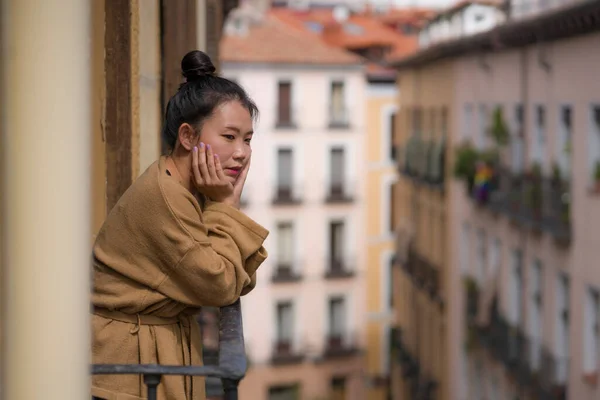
245, 138, 252, 144
223, 134, 235, 141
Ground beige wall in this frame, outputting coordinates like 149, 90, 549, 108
392, 60, 456, 400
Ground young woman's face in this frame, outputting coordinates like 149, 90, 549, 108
194, 100, 254, 183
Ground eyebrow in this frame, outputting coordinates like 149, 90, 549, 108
225, 125, 254, 135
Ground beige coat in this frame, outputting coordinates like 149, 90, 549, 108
91, 156, 268, 400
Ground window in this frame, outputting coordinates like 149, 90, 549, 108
441, 107, 448, 137
588, 105, 600, 185
412, 107, 422, 136
555, 274, 570, 383
477, 104, 487, 149
584, 288, 600, 373
329, 147, 346, 196
329, 221, 346, 272
512, 104, 525, 172
532, 105, 546, 165
276, 301, 294, 352
328, 297, 346, 343
529, 259, 543, 371
277, 81, 293, 127
463, 103, 473, 141
269, 384, 299, 400
390, 112, 397, 161
509, 249, 523, 326
476, 228, 486, 285
331, 376, 346, 400
460, 222, 471, 275
276, 148, 293, 199
330, 81, 347, 126
557, 106, 572, 176
276, 222, 294, 273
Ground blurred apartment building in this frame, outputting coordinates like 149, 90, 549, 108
389, 0, 600, 399
220, 1, 428, 399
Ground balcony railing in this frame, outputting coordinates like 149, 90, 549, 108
399, 136, 446, 190
472, 167, 571, 243
91, 300, 246, 400
328, 105, 351, 129
324, 256, 355, 279
325, 182, 354, 203
323, 331, 359, 358
275, 106, 298, 129
271, 339, 304, 365
405, 247, 443, 303
271, 262, 302, 283
272, 184, 302, 205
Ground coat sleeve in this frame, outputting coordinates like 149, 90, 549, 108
156, 185, 268, 307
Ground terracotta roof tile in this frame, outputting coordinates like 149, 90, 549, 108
220, 12, 363, 65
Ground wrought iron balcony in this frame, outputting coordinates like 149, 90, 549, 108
91, 300, 246, 400
471, 166, 571, 244
272, 184, 302, 205
325, 182, 355, 203
271, 263, 302, 283
271, 339, 304, 365
324, 256, 355, 279
323, 332, 359, 359
405, 247, 443, 303
328, 105, 351, 129
398, 136, 446, 191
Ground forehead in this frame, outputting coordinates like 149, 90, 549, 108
210, 101, 253, 129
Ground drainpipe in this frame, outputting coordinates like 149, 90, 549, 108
1, 1, 91, 399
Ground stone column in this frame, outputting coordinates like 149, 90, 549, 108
1, 1, 91, 399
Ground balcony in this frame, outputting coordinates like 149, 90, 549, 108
324, 256, 355, 279
271, 339, 304, 365
405, 247, 443, 304
272, 185, 302, 205
470, 166, 571, 244
325, 182, 354, 203
323, 332, 359, 359
271, 263, 302, 283
399, 135, 446, 191
328, 105, 351, 129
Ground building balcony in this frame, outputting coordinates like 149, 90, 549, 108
469, 166, 571, 244
323, 332, 359, 359
328, 105, 351, 129
272, 185, 302, 205
324, 257, 355, 279
325, 182, 354, 204
398, 135, 446, 191
271, 263, 302, 283
405, 247, 443, 303
271, 339, 304, 366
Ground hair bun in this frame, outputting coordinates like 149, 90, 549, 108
181, 50, 216, 82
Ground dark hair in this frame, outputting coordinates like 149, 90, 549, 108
162, 50, 259, 150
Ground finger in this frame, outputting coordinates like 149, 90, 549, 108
214, 154, 228, 181
198, 142, 211, 183
192, 146, 203, 185
206, 144, 218, 180
234, 152, 251, 190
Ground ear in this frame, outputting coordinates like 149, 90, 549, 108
177, 123, 199, 151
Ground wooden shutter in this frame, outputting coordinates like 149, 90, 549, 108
278, 82, 292, 125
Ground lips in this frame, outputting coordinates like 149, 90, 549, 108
224, 167, 241, 176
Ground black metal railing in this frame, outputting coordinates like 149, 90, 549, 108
271, 339, 304, 365
272, 185, 302, 205
324, 256, 355, 279
405, 247, 443, 303
399, 136, 446, 191
325, 182, 354, 203
92, 300, 247, 400
271, 263, 302, 283
472, 166, 571, 243
323, 331, 359, 358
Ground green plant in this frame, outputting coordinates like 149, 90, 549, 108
530, 161, 542, 177
594, 160, 600, 181
453, 141, 479, 180
551, 162, 561, 183
488, 106, 510, 147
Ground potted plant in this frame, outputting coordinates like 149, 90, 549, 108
453, 141, 479, 193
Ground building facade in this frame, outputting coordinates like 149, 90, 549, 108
221, 7, 368, 399
390, 0, 600, 399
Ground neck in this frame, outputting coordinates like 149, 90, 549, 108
167, 150, 194, 194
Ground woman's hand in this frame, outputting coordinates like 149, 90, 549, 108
192, 143, 250, 209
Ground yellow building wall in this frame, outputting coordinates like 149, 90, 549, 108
392, 60, 456, 400
365, 87, 398, 400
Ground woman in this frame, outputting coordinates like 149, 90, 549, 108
91, 50, 268, 400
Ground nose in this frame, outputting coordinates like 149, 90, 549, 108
232, 142, 247, 162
